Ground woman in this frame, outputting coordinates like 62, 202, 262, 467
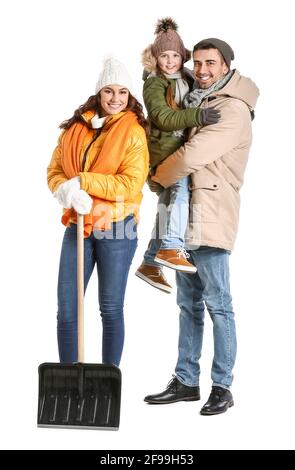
47, 57, 149, 366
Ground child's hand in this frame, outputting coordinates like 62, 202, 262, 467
199, 107, 221, 126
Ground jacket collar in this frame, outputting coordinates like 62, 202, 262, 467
81, 110, 126, 129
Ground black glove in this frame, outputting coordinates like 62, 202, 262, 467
147, 174, 164, 196
199, 107, 221, 126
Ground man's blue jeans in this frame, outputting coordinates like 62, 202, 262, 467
143, 176, 190, 266
175, 246, 237, 389
57, 216, 137, 366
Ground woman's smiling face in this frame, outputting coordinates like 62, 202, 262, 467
100, 85, 129, 115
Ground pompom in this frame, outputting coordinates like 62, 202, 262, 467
154, 17, 178, 35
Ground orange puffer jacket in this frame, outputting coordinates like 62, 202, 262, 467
47, 110, 149, 235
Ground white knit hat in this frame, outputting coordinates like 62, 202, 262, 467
95, 57, 134, 95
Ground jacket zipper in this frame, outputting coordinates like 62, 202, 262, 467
81, 129, 101, 171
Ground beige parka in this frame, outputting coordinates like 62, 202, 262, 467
153, 70, 259, 251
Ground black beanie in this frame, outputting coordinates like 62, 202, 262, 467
193, 38, 234, 69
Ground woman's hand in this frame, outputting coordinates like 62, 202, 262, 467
54, 176, 92, 214
72, 190, 93, 215
54, 176, 80, 208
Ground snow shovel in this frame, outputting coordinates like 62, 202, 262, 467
38, 214, 121, 430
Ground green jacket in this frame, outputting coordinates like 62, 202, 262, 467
143, 74, 201, 168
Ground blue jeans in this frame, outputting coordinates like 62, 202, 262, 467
57, 215, 137, 366
175, 246, 237, 389
143, 176, 189, 266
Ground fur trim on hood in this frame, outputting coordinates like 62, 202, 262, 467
141, 45, 158, 73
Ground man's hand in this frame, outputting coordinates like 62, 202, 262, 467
147, 174, 164, 196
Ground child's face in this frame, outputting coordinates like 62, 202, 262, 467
157, 51, 182, 75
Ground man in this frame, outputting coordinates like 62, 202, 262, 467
144, 38, 259, 415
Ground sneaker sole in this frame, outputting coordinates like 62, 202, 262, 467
200, 401, 234, 415
154, 257, 197, 273
135, 271, 172, 293
144, 396, 201, 404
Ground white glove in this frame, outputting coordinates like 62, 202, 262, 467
72, 189, 93, 215
54, 176, 80, 208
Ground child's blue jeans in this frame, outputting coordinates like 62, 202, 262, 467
144, 176, 189, 266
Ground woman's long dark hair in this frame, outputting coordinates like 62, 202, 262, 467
59, 92, 149, 136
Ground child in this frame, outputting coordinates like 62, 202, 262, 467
136, 18, 220, 293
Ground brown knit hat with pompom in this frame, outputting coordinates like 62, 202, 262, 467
151, 17, 189, 61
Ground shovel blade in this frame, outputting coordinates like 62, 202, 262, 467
38, 363, 121, 430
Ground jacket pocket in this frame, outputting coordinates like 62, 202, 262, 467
217, 160, 241, 193
190, 178, 220, 222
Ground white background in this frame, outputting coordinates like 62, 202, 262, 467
1, 0, 294, 450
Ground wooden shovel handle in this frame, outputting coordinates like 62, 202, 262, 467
77, 214, 84, 363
